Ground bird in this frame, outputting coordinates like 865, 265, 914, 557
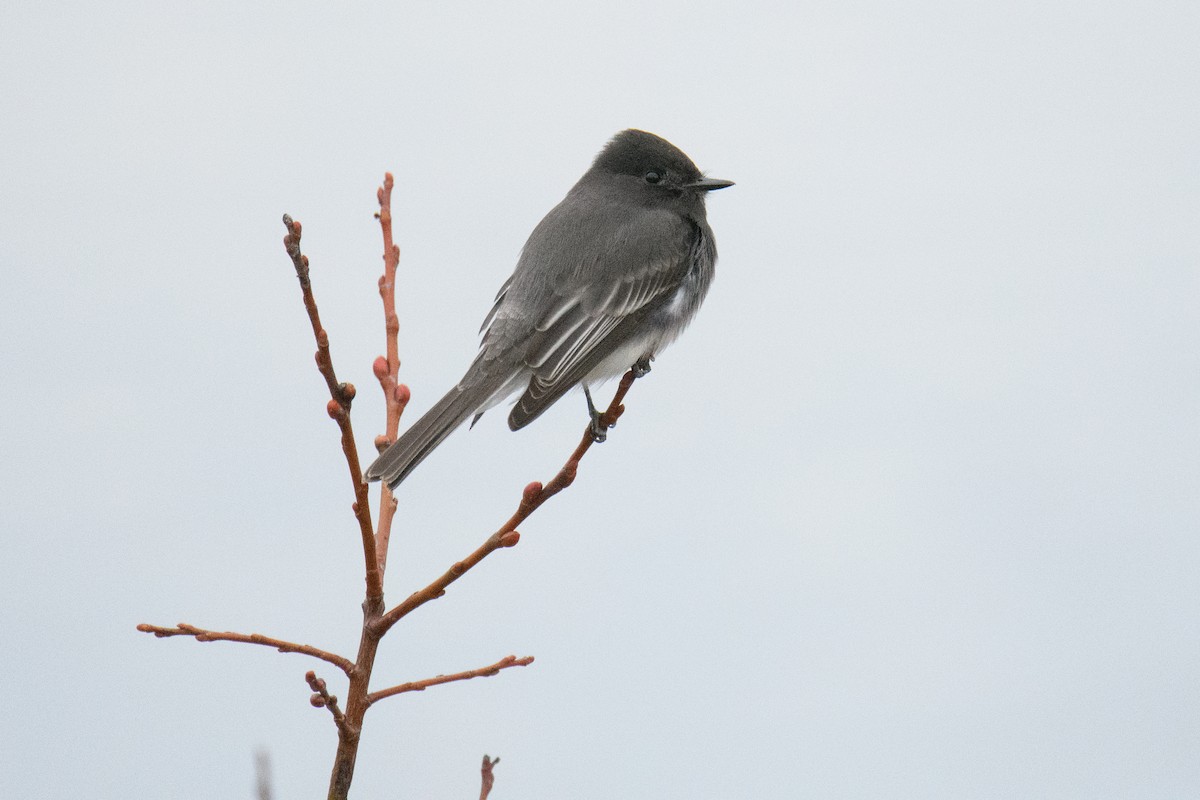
365, 129, 732, 489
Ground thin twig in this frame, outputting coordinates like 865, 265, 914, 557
282, 214, 383, 604
501, 368, 639, 523
307, 670, 350, 734
367, 655, 534, 706
480, 755, 500, 800
136, 623, 354, 674
255, 750, 273, 800
374, 369, 639, 636
371, 174, 408, 576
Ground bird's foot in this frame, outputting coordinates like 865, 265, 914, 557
584, 386, 608, 443
632, 356, 653, 378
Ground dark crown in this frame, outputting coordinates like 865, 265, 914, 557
592, 129, 702, 182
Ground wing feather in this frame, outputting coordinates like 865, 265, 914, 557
524, 256, 678, 384
476, 194, 699, 430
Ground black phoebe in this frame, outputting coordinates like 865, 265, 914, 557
365, 129, 732, 489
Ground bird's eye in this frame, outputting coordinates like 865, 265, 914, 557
644, 170, 663, 184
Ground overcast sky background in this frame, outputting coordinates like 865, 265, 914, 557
2, 2, 1198, 798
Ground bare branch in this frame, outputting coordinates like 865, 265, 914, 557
136, 623, 353, 674
480, 755, 500, 800
501, 367, 639, 522
152, 186, 602, 800
281, 214, 382, 603
367, 655, 534, 706
307, 670, 350, 735
255, 750, 273, 800
374, 528, 522, 637
371, 173, 409, 577
375, 368, 640, 636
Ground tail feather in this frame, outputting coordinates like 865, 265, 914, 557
364, 385, 482, 489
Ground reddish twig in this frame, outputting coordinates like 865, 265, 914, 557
367, 655, 534, 706
480, 755, 500, 800
282, 213, 391, 799
136, 623, 354, 674
307, 670, 349, 734
147, 184, 638, 800
282, 214, 383, 604
374, 369, 639, 636
501, 367, 638, 522
371, 174, 409, 577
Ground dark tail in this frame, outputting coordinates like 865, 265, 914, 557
364, 383, 484, 489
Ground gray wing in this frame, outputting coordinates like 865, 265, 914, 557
503, 205, 697, 429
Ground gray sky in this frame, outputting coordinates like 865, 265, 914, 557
2, 2, 1198, 798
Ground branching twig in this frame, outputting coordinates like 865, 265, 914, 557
367, 655, 534, 706
136, 623, 353, 674
282, 214, 382, 604
144, 182, 648, 800
480, 755, 500, 800
307, 670, 349, 734
371, 173, 409, 576
374, 368, 640, 636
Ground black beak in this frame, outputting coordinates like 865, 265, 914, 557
686, 176, 735, 192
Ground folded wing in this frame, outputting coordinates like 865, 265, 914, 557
505, 209, 697, 429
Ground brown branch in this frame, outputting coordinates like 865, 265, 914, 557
136, 623, 354, 674
282, 214, 383, 604
371, 173, 409, 577
307, 670, 350, 734
154, 189, 624, 799
366, 655, 534, 706
480, 755, 500, 800
500, 367, 639, 523
374, 368, 640, 636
